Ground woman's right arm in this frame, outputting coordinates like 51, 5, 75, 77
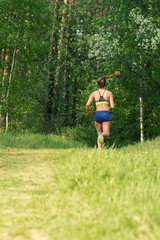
86, 93, 94, 115
105, 71, 120, 79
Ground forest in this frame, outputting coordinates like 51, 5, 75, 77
0, 0, 160, 147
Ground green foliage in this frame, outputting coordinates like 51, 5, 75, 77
63, 122, 96, 147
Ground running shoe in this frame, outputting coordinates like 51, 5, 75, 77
97, 130, 104, 144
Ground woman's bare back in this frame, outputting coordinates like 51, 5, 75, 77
93, 89, 114, 111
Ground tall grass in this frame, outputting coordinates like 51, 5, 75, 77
0, 136, 160, 239
0, 132, 84, 149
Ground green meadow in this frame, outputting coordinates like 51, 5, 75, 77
0, 134, 160, 240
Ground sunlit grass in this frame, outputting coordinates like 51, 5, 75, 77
0, 137, 160, 240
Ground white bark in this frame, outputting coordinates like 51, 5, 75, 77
139, 52, 144, 143
5, 32, 19, 132
140, 96, 144, 143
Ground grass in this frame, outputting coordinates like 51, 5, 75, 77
0, 132, 84, 149
0, 135, 160, 240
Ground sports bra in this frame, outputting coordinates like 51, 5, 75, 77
95, 90, 109, 105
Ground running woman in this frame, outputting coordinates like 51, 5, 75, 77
86, 71, 120, 150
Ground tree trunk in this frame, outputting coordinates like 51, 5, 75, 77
0, 49, 5, 128
44, 0, 61, 132
140, 96, 144, 143
47, 0, 60, 84
51, 0, 68, 129
0, 49, 9, 129
139, 52, 144, 143
54, 0, 68, 86
5, 33, 19, 132
61, 38, 68, 125
62, 0, 75, 126
71, 71, 77, 127
99, 0, 103, 17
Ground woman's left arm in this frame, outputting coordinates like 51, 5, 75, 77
109, 92, 114, 110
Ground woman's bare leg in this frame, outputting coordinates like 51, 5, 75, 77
94, 121, 103, 150
102, 121, 111, 139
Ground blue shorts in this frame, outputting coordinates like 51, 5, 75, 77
94, 111, 111, 123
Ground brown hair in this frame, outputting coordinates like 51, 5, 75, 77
97, 76, 107, 88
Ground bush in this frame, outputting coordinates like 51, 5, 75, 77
63, 122, 97, 147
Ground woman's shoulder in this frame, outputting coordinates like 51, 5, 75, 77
105, 90, 112, 95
